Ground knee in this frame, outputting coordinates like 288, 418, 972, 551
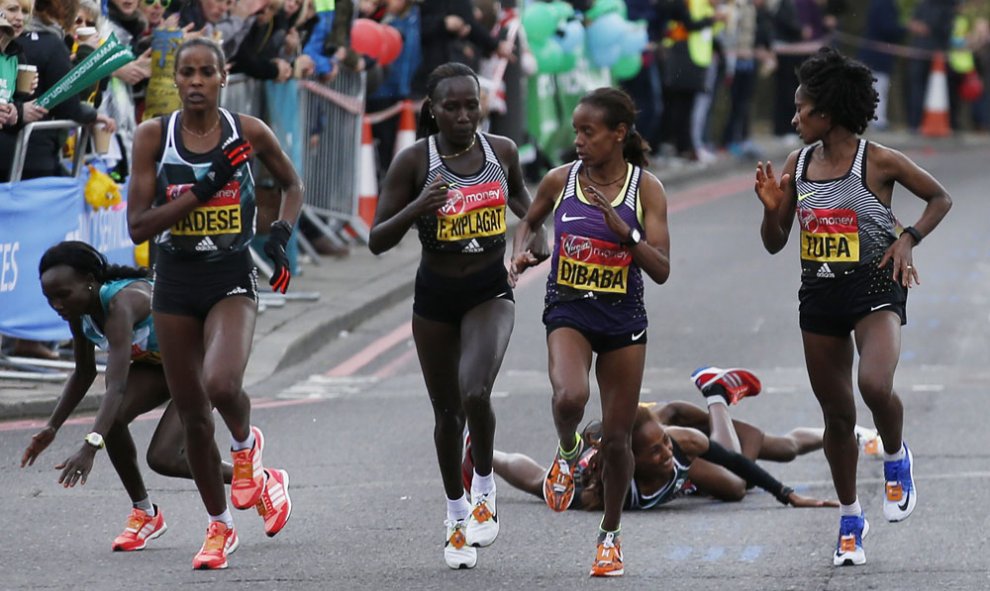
717, 482, 747, 503
432, 404, 465, 432
460, 383, 492, 413
551, 387, 588, 420
203, 372, 243, 407
180, 411, 216, 442
858, 373, 894, 405
822, 409, 857, 437
146, 444, 183, 476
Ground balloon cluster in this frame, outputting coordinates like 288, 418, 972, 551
350, 18, 404, 66
522, 0, 648, 80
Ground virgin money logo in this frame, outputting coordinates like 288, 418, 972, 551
798, 208, 818, 232
562, 235, 593, 262
439, 189, 466, 216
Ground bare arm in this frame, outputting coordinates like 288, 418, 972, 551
755, 152, 800, 254
368, 143, 447, 254
243, 115, 303, 226
509, 165, 568, 286
630, 172, 670, 284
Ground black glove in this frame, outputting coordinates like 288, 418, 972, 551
264, 220, 292, 293
190, 137, 253, 203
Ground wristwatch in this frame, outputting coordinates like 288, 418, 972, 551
84, 432, 105, 449
625, 228, 642, 247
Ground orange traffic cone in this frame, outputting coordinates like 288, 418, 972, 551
393, 100, 417, 158
358, 116, 378, 229
920, 52, 951, 137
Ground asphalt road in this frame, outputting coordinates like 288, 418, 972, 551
3, 144, 990, 590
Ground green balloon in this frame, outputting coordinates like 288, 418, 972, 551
586, 0, 627, 21
611, 52, 642, 81
523, 3, 559, 46
550, 1, 575, 21
536, 40, 566, 74
560, 52, 578, 73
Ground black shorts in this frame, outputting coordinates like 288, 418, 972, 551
152, 250, 258, 319
413, 260, 514, 325
799, 267, 907, 337
546, 321, 648, 354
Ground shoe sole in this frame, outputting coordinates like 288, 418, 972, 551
112, 521, 168, 552
691, 367, 762, 403
266, 470, 292, 537
885, 446, 916, 522
590, 569, 624, 577
231, 427, 265, 510
468, 520, 498, 548
193, 533, 239, 570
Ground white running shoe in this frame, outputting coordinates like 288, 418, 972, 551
883, 443, 917, 522
833, 513, 869, 567
443, 519, 477, 570
466, 488, 498, 547
854, 425, 883, 458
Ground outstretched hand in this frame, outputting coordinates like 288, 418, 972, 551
787, 491, 840, 508
21, 427, 55, 467
754, 161, 792, 212
55, 445, 97, 488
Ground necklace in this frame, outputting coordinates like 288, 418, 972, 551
439, 135, 476, 159
181, 117, 221, 138
584, 165, 626, 186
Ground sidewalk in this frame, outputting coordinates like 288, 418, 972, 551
1, 130, 980, 421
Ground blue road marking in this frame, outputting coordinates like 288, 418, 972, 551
703, 547, 725, 561
739, 546, 763, 562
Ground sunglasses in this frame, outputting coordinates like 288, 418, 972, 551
143, 0, 173, 8
75, 16, 96, 26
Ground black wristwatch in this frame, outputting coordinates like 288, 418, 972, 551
624, 228, 642, 247
901, 226, 923, 245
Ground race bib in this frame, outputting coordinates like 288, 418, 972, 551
557, 233, 631, 294
167, 181, 242, 236
435, 181, 506, 242
798, 207, 860, 264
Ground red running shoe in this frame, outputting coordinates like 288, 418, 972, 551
231, 426, 265, 509
256, 469, 292, 537
192, 521, 239, 570
112, 506, 167, 551
690, 366, 762, 405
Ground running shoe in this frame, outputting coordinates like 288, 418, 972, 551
690, 366, 762, 404
111, 505, 167, 551
466, 488, 498, 547
255, 469, 292, 537
461, 432, 474, 492
590, 531, 624, 577
231, 426, 265, 509
543, 438, 583, 512
833, 513, 869, 566
443, 519, 477, 569
192, 521, 239, 570
854, 425, 883, 458
883, 442, 916, 522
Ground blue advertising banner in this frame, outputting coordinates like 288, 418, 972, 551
0, 172, 133, 341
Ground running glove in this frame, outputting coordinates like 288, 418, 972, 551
265, 220, 292, 293
190, 137, 253, 203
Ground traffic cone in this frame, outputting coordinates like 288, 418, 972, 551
920, 52, 951, 137
358, 116, 378, 229
393, 100, 417, 158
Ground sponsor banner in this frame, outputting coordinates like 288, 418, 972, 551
798, 207, 860, 263
0, 173, 134, 341
436, 182, 506, 242
557, 233, 631, 293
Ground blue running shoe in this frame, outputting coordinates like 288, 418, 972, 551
833, 513, 869, 566
883, 442, 917, 522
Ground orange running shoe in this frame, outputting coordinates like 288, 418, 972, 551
192, 521, 239, 570
256, 469, 292, 537
112, 505, 167, 551
590, 531, 624, 577
542, 439, 582, 512
231, 426, 265, 509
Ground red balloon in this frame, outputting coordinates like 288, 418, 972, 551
378, 25, 404, 66
960, 71, 984, 103
351, 18, 384, 60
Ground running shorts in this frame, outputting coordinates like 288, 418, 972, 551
152, 250, 258, 319
413, 259, 514, 325
799, 265, 907, 337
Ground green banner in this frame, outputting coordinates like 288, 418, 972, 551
36, 33, 135, 110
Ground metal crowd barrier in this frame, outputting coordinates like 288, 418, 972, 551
9, 120, 90, 183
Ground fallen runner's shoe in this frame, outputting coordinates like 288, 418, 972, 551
192, 521, 239, 570
461, 432, 474, 492
854, 425, 883, 458
112, 505, 167, 551
691, 366, 762, 404
231, 425, 265, 509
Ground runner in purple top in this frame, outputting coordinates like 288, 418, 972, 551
510, 87, 671, 577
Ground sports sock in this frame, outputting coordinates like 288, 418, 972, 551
598, 518, 620, 537
839, 498, 862, 517
209, 509, 234, 529
559, 432, 582, 461
231, 429, 255, 451
446, 494, 471, 522
133, 497, 154, 515
883, 443, 906, 463
703, 383, 729, 405
472, 470, 495, 497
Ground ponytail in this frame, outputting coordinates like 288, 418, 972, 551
417, 99, 438, 139
39, 241, 149, 283
622, 127, 650, 169
579, 87, 650, 168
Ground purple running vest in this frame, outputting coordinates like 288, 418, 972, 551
543, 161, 647, 335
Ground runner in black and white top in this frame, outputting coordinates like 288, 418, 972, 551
127, 37, 301, 571
754, 47, 951, 568
368, 62, 545, 571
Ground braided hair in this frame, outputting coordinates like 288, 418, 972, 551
797, 47, 878, 135
577, 405, 658, 511
417, 62, 481, 139
578, 87, 650, 169
38, 241, 149, 283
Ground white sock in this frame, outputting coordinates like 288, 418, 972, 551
209, 509, 234, 529
472, 470, 495, 497
133, 497, 154, 515
706, 396, 728, 408
883, 443, 906, 462
231, 430, 255, 451
839, 498, 862, 517
446, 494, 471, 522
